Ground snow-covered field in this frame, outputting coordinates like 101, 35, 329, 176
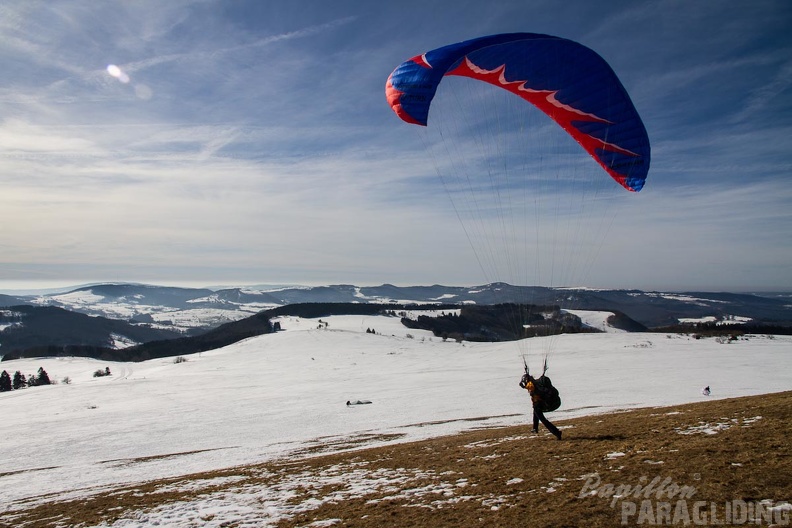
1, 312, 790, 517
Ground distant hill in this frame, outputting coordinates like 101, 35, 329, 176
2, 283, 791, 362
400, 303, 613, 342
7, 282, 791, 332
118, 302, 407, 362
0, 293, 28, 307
6, 302, 608, 362
0, 305, 183, 361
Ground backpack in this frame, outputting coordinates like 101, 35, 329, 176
533, 375, 561, 413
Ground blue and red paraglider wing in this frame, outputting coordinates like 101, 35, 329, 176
386, 33, 650, 192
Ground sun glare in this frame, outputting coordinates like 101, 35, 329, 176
106, 64, 130, 84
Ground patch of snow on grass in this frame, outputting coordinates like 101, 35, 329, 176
676, 421, 732, 435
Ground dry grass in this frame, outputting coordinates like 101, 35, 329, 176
2, 391, 790, 528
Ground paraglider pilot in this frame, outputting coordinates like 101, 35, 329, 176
520, 373, 562, 440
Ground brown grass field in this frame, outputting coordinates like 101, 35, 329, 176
2, 391, 790, 527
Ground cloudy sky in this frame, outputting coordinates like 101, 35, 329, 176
1, 0, 790, 292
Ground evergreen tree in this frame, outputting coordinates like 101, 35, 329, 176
0, 370, 11, 392
12, 371, 26, 390
37, 367, 52, 386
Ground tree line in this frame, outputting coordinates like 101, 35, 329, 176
1, 302, 454, 363
0, 367, 51, 391
400, 303, 597, 342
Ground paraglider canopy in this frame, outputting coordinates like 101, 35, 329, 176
386, 33, 650, 192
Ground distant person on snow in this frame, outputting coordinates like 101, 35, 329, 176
702, 386, 711, 396
520, 373, 562, 440
346, 400, 372, 406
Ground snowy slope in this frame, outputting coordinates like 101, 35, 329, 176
564, 309, 626, 333
0, 311, 790, 510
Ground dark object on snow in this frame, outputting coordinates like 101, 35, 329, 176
702, 386, 711, 396
346, 400, 372, 406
